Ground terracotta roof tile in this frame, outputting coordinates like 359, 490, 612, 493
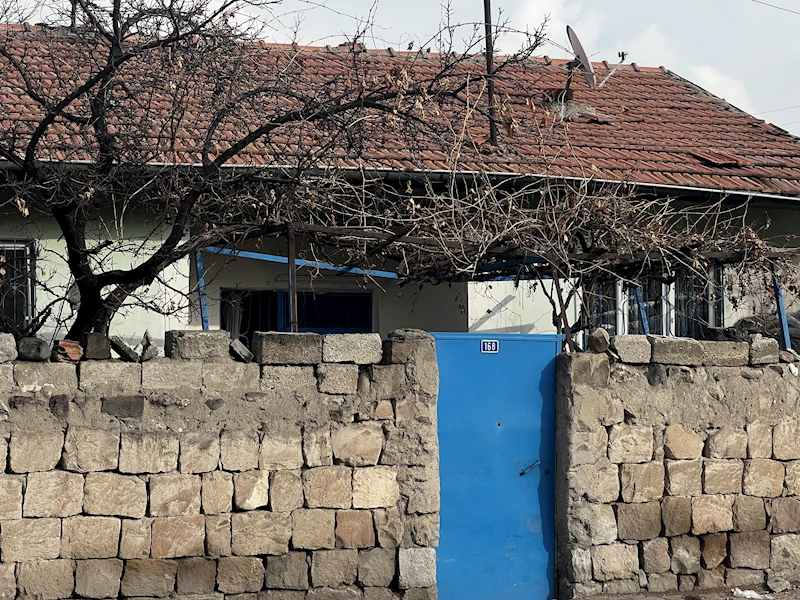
2, 25, 800, 197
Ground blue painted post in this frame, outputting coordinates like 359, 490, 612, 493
633, 286, 650, 335
194, 252, 209, 331
774, 275, 791, 351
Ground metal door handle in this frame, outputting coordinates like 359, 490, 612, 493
520, 460, 540, 476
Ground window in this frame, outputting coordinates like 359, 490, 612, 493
585, 268, 724, 340
0, 240, 35, 333
221, 289, 372, 348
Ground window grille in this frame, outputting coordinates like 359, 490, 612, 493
0, 240, 35, 333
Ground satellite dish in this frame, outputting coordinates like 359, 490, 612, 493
566, 26, 597, 88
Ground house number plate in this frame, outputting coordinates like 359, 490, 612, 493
480, 340, 500, 354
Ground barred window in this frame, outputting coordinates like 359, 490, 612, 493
0, 240, 36, 332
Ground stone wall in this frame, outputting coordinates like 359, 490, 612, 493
0, 329, 439, 599
557, 334, 800, 598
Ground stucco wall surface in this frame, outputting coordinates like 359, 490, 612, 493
0, 330, 438, 600
557, 334, 800, 598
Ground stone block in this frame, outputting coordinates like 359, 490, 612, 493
231, 511, 291, 555
61, 516, 120, 559
332, 423, 384, 467
9, 431, 64, 472
706, 425, 748, 458
217, 557, 265, 593
572, 459, 619, 503
336, 510, 375, 548
206, 514, 231, 557
569, 501, 618, 547
408, 514, 439, 548
253, 332, 323, 365
610, 335, 651, 364
679, 574, 697, 592
734, 495, 766, 531
620, 461, 663, 503
318, 364, 359, 394
293, 509, 336, 550
772, 498, 800, 533
567, 547, 592, 583
649, 336, 703, 365
693, 495, 734, 534
177, 558, 217, 594
0, 475, 22, 519
664, 425, 704, 460
568, 353, 610, 388
151, 515, 205, 558
234, 470, 270, 510
607, 425, 653, 463
648, 572, 678, 592
75, 559, 123, 599
353, 467, 400, 508
747, 422, 773, 459
398, 547, 436, 589
261, 366, 317, 391
323, 334, 383, 364
230, 338, 254, 363
180, 432, 220, 473
312, 549, 358, 587
370, 364, 407, 400
726, 569, 766, 588
306, 588, 365, 600
375, 401, 394, 419
590, 543, 639, 582
221, 430, 260, 471
262, 592, 308, 600
730, 530, 771, 568
17, 336, 50, 361
697, 568, 725, 590
701, 341, 749, 366
774, 419, 800, 460
787, 461, 800, 496
15, 362, 77, 396
603, 579, 640, 594
79, 361, 140, 393
641, 538, 670, 574
772, 534, 800, 571
63, 426, 119, 472
617, 502, 661, 540
120, 559, 177, 597
265, 552, 310, 590
375, 507, 404, 549
0, 333, 16, 362
119, 518, 153, 559
142, 359, 203, 390
81, 332, 111, 360
271, 470, 304, 512
569, 428, 608, 467
704, 459, 744, 494
666, 460, 702, 496
101, 395, 145, 418
260, 426, 304, 470
202, 471, 233, 514
0, 518, 60, 561
358, 548, 396, 587
303, 466, 353, 509
671, 535, 701, 574
165, 330, 230, 359
84, 472, 147, 518
750, 335, 780, 365
744, 459, 785, 497
150, 473, 201, 516
304, 425, 333, 467
119, 432, 179, 473
203, 362, 259, 392
662, 496, 692, 537
701, 533, 727, 569
17, 559, 74, 599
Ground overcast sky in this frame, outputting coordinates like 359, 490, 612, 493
262, 0, 800, 136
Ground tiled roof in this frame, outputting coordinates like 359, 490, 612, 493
3, 24, 800, 198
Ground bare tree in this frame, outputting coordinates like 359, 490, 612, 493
0, 0, 793, 348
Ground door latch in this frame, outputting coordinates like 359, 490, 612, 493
519, 460, 540, 477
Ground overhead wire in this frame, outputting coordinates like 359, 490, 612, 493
751, 0, 800, 16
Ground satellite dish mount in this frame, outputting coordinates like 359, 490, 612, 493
563, 26, 626, 98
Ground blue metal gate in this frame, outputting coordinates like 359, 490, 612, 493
433, 333, 562, 600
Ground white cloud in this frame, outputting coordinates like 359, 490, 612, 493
686, 65, 754, 114
507, 0, 603, 59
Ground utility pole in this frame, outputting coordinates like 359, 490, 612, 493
483, 0, 498, 147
